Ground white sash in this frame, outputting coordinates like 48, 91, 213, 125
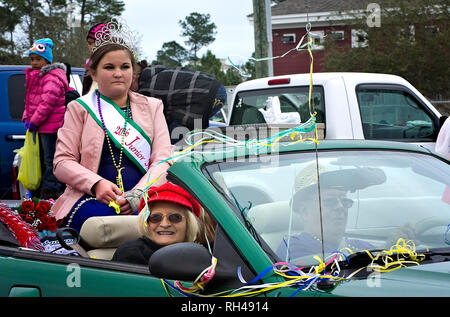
77, 90, 152, 174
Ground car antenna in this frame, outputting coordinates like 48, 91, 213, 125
305, 0, 326, 260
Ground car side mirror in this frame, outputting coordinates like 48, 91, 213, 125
149, 242, 212, 281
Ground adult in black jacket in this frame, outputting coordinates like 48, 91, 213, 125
134, 63, 226, 144
63, 62, 80, 106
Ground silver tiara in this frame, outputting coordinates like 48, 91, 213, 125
92, 17, 136, 54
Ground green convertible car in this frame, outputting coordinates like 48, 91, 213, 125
1, 139, 450, 298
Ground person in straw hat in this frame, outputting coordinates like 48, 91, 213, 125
276, 164, 386, 261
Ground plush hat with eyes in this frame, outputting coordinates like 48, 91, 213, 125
28, 38, 53, 63
139, 182, 202, 218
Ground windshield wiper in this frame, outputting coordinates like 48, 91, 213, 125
419, 248, 450, 262
421, 247, 450, 255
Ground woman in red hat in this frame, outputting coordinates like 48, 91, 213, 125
112, 182, 202, 265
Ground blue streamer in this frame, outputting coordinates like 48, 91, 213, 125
289, 277, 316, 297
246, 264, 276, 285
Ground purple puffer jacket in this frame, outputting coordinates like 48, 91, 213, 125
23, 63, 69, 133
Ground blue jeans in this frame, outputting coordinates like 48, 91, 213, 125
39, 132, 62, 192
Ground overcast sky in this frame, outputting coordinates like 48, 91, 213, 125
121, 0, 255, 62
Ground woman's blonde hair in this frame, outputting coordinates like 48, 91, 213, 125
138, 203, 200, 243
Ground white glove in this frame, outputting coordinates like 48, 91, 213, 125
124, 189, 144, 212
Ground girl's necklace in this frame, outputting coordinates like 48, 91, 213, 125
97, 91, 129, 193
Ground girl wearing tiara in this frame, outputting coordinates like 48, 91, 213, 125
52, 19, 173, 232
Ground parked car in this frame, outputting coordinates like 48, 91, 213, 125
1, 139, 449, 297
0, 65, 84, 199
227, 72, 447, 151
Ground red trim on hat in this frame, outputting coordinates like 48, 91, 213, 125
139, 182, 201, 217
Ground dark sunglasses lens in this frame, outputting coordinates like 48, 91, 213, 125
148, 214, 162, 223
168, 214, 183, 223
322, 198, 354, 208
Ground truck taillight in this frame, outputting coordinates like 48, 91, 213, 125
268, 78, 290, 85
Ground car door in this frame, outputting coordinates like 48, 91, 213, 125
0, 247, 174, 297
2, 67, 85, 199
0, 70, 27, 198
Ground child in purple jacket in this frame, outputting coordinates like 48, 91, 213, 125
23, 38, 69, 199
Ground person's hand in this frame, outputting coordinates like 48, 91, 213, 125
124, 189, 144, 212
92, 179, 122, 205
27, 122, 38, 133
385, 223, 416, 249
24, 121, 38, 143
116, 196, 133, 215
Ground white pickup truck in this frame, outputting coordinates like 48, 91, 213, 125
226, 72, 447, 151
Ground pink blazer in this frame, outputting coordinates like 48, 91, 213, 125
52, 91, 173, 220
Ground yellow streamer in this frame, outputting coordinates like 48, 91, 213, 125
368, 238, 425, 273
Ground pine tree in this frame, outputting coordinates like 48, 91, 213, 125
179, 12, 217, 69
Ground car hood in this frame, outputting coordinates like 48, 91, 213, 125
329, 261, 450, 297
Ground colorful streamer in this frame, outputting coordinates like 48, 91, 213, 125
141, 23, 322, 193
160, 238, 426, 298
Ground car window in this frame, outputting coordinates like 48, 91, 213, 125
357, 87, 435, 140
210, 108, 227, 124
211, 225, 256, 285
230, 86, 325, 125
205, 150, 450, 266
8, 74, 26, 121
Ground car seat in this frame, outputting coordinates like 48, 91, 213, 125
246, 201, 304, 251
230, 103, 266, 125
80, 215, 140, 260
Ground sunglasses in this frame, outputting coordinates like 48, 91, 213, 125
148, 213, 185, 224
322, 197, 354, 209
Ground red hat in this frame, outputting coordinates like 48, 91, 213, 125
138, 182, 202, 217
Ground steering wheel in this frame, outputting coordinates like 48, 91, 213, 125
403, 125, 432, 139
414, 217, 450, 244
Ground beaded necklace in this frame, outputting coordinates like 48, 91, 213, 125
97, 91, 129, 192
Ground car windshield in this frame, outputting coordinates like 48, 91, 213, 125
205, 149, 450, 267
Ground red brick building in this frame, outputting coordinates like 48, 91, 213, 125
254, 0, 375, 75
